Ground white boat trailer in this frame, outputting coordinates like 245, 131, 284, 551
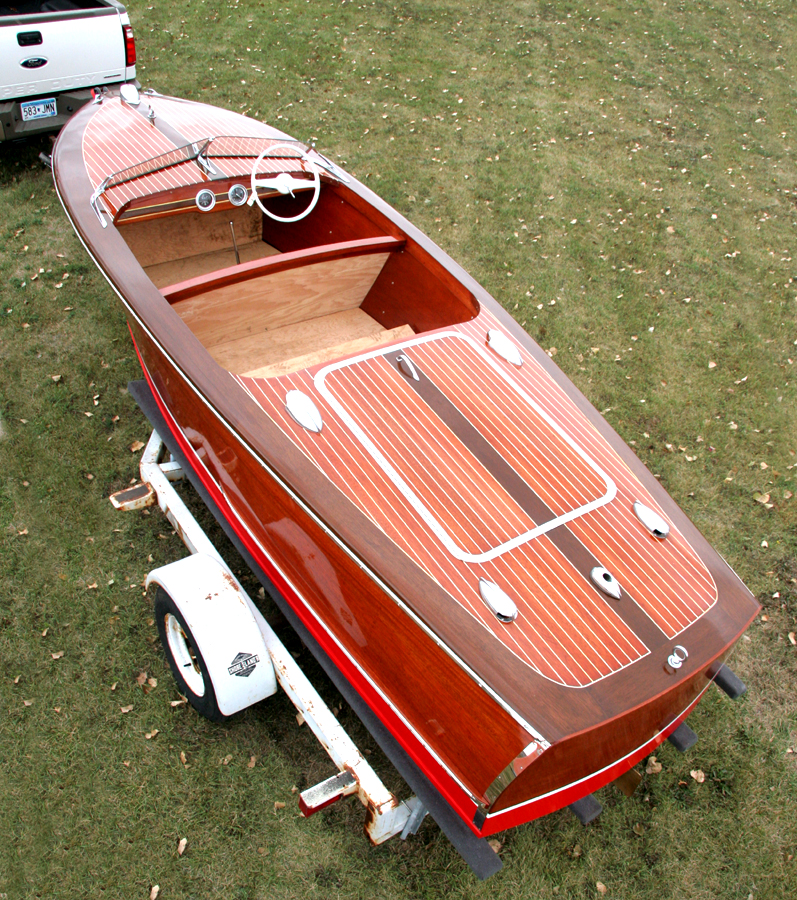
111, 429, 427, 845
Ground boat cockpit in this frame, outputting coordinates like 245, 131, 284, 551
102, 136, 479, 378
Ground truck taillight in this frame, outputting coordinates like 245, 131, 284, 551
123, 24, 136, 68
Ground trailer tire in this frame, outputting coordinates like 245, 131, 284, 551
154, 586, 229, 723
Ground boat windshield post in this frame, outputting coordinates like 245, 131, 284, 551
90, 177, 111, 227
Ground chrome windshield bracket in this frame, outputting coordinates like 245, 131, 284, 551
310, 148, 350, 183
90, 177, 111, 228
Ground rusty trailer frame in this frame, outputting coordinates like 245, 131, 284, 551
112, 380, 504, 879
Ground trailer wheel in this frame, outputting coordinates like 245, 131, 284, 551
154, 586, 228, 723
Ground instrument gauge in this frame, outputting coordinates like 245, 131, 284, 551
228, 183, 248, 206
195, 188, 216, 212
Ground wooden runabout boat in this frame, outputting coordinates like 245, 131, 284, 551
53, 88, 759, 842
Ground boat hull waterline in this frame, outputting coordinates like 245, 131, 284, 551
53, 89, 759, 838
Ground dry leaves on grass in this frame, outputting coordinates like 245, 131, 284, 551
690, 769, 706, 783
50, 650, 64, 660
597, 882, 608, 895
645, 756, 662, 775
177, 837, 188, 857
274, 801, 286, 812
130, 440, 146, 452
488, 838, 503, 854
149, 886, 160, 900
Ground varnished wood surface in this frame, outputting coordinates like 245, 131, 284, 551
174, 252, 392, 350
53, 93, 760, 829
210, 307, 414, 377
145, 241, 278, 289
161, 236, 404, 303
119, 204, 265, 269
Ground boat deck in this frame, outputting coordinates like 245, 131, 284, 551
234, 307, 718, 688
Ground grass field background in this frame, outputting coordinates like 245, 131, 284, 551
1, 1, 796, 897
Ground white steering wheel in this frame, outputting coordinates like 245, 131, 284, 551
248, 144, 321, 222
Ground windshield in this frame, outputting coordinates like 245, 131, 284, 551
99, 135, 309, 195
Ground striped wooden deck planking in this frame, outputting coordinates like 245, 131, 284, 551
233, 310, 716, 687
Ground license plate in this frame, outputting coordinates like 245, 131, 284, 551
20, 98, 57, 121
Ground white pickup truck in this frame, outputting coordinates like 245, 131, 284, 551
0, 0, 136, 141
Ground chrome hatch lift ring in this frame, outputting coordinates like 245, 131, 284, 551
249, 144, 321, 223
667, 645, 689, 669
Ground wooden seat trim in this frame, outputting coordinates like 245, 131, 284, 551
161, 235, 405, 304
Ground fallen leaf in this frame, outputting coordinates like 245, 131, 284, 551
754, 493, 771, 504
488, 838, 503, 854
110, 682, 118, 691
24, 699, 33, 707
788, 632, 796, 646
274, 800, 286, 812
120, 705, 133, 713
145, 729, 159, 740
14, 675, 21, 684
180, 751, 188, 767
51, 650, 65, 660
150, 886, 160, 900
41, 628, 48, 637
130, 440, 146, 452
597, 882, 608, 896
170, 698, 188, 708
248, 755, 257, 769
221, 754, 233, 766
136, 672, 148, 686
147, 677, 158, 688
17, 528, 28, 536
633, 823, 645, 836
51, 374, 62, 382
708, 361, 717, 369
690, 769, 706, 783
645, 756, 662, 775
177, 837, 188, 857
571, 843, 582, 858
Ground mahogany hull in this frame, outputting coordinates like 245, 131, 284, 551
52, 91, 760, 838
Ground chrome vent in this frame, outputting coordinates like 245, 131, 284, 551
478, 578, 518, 623
633, 501, 670, 539
590, 566, 622, 599
285, 390, 323, 433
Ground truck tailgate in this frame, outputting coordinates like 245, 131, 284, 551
1, 8, 127, 101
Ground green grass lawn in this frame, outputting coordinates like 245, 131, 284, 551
1, 1, 796, 897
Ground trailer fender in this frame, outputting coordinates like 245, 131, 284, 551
146, 553, 277, 717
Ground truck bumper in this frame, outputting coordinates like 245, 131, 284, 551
0, 85, 139, 141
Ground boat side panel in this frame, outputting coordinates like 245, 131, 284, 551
129, 321, 532, 803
